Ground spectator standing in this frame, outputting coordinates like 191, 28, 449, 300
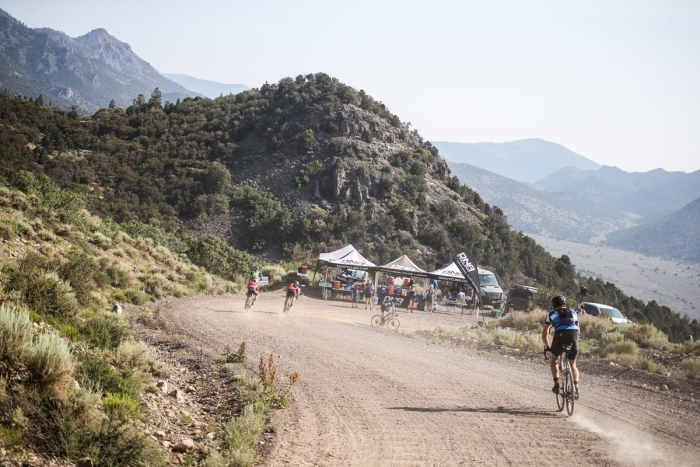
364, 278, 374, 310
425, 285, 436, 314
352, 283, 361, 308
407, 285, 417, 313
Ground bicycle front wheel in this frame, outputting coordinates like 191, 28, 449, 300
387, 317, 400, 330
371, 315, 382, 327
556, 361, 565, 412
564, 365, 575, 416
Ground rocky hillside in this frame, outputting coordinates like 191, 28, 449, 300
605, 197, 700, 263
0, 8, 196, 111
447, 161, 632, 243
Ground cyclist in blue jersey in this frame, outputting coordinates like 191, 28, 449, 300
542, 295, 580, 399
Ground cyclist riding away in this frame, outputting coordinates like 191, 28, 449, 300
246, 280, 260, 306
542, 295, 580, 400
284, 281, 300, 310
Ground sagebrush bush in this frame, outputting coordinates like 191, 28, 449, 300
0, 221, 15, 240
89, 232, 112, 249
681, 359, 700, 379
494, 311, 546, 331
115, 340, 150, 371
0, 304, 34, 364
601, 340, 638, 358
27, 332, 74, 385
58, 252, 108, 308
636, 358, 665, 374
617, 323, 670, 351
262, 265, 286, 283
106, 262, 133, 288
578, 314, 614, 340
142, 273, 170, 298
54, 223, 73, 236
218, 404, 266, 467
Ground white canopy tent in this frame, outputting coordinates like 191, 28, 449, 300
317, 244, 377, 271
377, 254, 428, 277
427, 262, 467, 283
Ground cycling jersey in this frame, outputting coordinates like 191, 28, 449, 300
287, 284, 299, 297
545, 307, 579, 331
247, 282, 259, 292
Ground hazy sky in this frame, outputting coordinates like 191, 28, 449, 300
2, 0, 699, 173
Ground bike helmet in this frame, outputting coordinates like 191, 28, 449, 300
551, 295, 567, 308
254, 265, 260, 269
294, 281, 299, 286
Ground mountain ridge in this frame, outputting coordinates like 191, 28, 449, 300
432, 138, 601, 184
163, 73, 249, 99
0, 8, 197, 111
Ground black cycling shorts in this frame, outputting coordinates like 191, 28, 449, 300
551, 330, 579, 360
247, 289, 258, 297
286, 291, 296, 299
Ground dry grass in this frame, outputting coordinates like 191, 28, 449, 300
493, 310, 546, 331
617, 323, 670, 351
681, 359, 700, 379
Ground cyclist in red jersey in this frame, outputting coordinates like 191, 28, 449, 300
284, 281, 300, 310
246, 280, 260, 305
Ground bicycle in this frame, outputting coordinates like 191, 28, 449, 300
544, 344, 575, 416
245, 293, 254, 311
371, 298, 400, 330
284, 299, 294, 314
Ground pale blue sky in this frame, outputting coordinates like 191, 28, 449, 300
2, 0, 699, 173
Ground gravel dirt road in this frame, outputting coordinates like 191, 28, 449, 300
160, 293, 700, 467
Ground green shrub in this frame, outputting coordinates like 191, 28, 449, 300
0, 304, 34, 364
141, 273, 170, 298
79, 313, 127, 350
600, 338, 638, 358
0, 221, 15, 240
125, 288, 149, 305
5, 253, 79, 317
89, 232, 112, 249
681, 359, 700, 379
578, 314, 614, 340
112, 289, 126, 302
106, 262, 133, 288
103, 393, 141, 421
27, 332, 74, 385
617, 323, 670, 351
636, 358, 665, 374
76, 354, 141, 399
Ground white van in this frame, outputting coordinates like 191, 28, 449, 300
478, 268, 504, 308
580, 302, 630, 325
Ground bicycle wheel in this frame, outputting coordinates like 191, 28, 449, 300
245, 296, 252, 311
387, 317, 400, 330
555, 359, 565, 412
564, 364, 575, 415
370, 315, 383, 327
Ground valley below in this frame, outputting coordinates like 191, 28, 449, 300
530, 235, 700, 321
161, 293, 700, 466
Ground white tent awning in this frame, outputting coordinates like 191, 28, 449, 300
377, 255, 428, 277
317, 244, 377, 271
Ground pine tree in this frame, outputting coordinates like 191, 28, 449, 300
148, 87, 162, 109
109, 99, 116, 109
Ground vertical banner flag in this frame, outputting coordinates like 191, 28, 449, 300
453, 248, 481, 303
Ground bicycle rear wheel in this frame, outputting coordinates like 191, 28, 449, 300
245, 296, 252, 311
555, 360, 565, 412
564, 364, 575, 415
387, 317, 400, 330
370, 315, 382, 327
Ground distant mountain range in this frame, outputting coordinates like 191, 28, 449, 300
535, 165, 700, 222
163, 74, 249, 99
433, 139, 601, 184
605, 197, 700, 263
446, 161, 632, 243
0, 8, 197, 111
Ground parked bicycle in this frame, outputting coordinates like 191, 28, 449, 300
544, 344, 575, 415
371, 297, 400, 330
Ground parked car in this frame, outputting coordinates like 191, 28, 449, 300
505, 285, 537, 312
580, 302, 630, 325
478, 268, 504, 309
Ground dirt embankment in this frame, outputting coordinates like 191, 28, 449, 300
158, 293, 700, 467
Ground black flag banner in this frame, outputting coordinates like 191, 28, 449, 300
453, 248, 481, 302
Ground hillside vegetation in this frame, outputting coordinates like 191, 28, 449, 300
0, 73, 698, 342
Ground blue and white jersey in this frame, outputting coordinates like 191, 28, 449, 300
545, 307, 579, 331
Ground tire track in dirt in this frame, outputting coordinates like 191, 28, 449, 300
160, 295, 700, 467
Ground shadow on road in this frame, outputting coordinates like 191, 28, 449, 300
388, 406, 557, 418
